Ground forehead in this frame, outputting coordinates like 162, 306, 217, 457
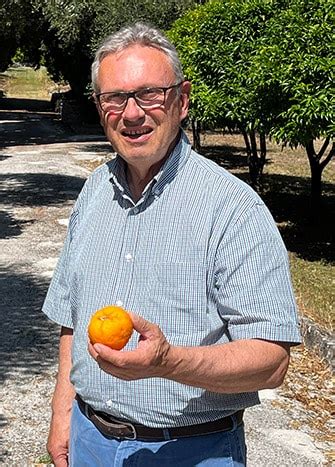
98, 45, 175, 91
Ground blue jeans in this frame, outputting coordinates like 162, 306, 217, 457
69, 401, 246, 466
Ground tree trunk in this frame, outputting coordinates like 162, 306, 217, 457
191, 119, 201, 152
242, 130, 252, 158
242, 130, 267, 189
259, 132, 267, 177
305, 140, 322, 211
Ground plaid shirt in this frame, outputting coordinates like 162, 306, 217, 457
43, 131, 301, 427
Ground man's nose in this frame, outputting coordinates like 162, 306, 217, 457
122, 96, 145, 120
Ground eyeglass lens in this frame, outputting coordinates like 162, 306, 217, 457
97, 83, 181, 113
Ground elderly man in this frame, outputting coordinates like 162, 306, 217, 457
43, 22, 301, 466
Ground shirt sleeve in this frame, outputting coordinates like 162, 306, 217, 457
214, 201, 302, 344
42, 208, 78, 328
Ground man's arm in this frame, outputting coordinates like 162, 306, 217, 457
47, 326, 75, 467
163, 337, 290, 393
88, 313, 290, 393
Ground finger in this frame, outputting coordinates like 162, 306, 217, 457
92, 343, 128, 364
129, 312, 159, 337
53, 453, 68, 467
88, 342, 99, 359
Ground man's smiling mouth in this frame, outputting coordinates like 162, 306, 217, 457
122, 128, 153, 139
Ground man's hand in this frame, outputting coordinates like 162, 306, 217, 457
88, 313, 290, 394
88, 312, 172, 380
47, 415, 70, 467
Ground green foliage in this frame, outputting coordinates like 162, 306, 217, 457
90, 0, 198, 52
27, 0, 200, 98
31, 0, 97, 97
0, 0, 42, 71
169, 0, 287, 131
169, 0, 334, 196
169, 0, 334, 144
1, 0, 200, 96
262, 0, 335, 147
12, 48, 25, 64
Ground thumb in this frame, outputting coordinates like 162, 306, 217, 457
128, 311, 157, 337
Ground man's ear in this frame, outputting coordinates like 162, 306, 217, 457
179, 80, 191, 121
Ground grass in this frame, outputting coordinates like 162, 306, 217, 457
34, 453, 53, 465
1, 66, 58, 100
290, 255, 334, 329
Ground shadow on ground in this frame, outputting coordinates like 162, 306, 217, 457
0, 266, 58, 457
200, 144, 248, 170
0, 210, 34, 239
0, 97, 103, 148
0, 97, 52, 112
261, 174, 335, 264
0, 173, 86, 207
0, 266, 59, 386
79, 142, 112, 154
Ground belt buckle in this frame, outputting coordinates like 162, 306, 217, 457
122, 420, 137, 440
92, 412, 137, 440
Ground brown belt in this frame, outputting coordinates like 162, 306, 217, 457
76, 394, 244, 441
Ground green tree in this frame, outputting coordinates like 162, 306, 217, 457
169, 0, 285, 187
31, 0, 97, 99
0, 0, 42, 72
169, 0, 334, 199
30, 0, 199, 102
260, 0, 334, 204
90, 0, 199, 53
1, 0, 202, 117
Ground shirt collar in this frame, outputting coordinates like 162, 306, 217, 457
151, 130, 192, 197
107, 129, 192, 202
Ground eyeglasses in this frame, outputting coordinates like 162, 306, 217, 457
95, 82, 183, 114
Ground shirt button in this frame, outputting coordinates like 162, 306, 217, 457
133, 207, 139, 214
125, 253, 133, 262
115, 300, 123, 307
106, 400, 113, 408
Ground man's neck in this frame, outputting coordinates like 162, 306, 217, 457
125, 131, 181, 202
126, 157, 166, 202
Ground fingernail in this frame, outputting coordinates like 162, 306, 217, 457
94, 344, 103, 353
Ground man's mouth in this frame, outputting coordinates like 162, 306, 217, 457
121, 127, 153, 139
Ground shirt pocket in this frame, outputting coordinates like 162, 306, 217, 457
145, 262, 208, 336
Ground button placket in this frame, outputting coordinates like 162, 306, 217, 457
112, 209, 141, 310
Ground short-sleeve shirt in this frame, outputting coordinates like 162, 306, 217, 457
42, 131, 301, 427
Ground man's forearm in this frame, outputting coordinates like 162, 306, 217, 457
51, 327, 75, 416
164, 339, 290, 393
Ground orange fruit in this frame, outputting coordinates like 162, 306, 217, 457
88, 305, 133, 350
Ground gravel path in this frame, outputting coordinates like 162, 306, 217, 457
0, 104, 331, 466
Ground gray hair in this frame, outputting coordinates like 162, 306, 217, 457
91, 22, 184, 93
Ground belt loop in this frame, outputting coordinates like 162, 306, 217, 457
84, 401, 90, 419
231, 413, 238, 430
231, 410, 243, 430
162, 428, 171, 440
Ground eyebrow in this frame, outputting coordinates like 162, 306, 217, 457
98, 84, 172, 94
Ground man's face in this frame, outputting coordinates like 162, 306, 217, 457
95, 45, 190, 169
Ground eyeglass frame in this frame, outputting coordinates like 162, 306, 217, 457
94, 81, 184, 114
